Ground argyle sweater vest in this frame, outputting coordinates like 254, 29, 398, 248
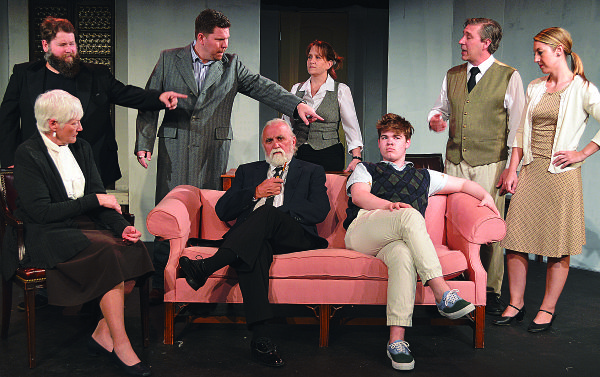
343, 162, 431, 229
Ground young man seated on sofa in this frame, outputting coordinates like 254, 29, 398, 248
178, 119, 330, 367
343, 113, 500, 371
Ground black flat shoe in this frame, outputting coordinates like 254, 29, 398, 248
528, 309, 556, 333
178, 256, 209, 291
251, 337, 285, 367
492, 304, 526, 326
88, 336, 112, 357
111, 351, 152, 376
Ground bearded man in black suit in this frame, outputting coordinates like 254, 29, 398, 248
179, 119, 330, 367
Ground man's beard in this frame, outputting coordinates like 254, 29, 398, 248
265, 147, 293, 167
45, 50, 81, 78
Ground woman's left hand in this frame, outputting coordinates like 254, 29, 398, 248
552, 150, 586, 168
122, 226, 141, 243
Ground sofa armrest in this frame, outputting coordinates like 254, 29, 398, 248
146, 185, 202, 241
446, 192, 506, 245
147, 185, 203, 297
445, 192, 506, 304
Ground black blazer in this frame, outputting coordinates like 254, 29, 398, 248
215, 157, 330, 245
0, 60, 165, 186
1, 132, 130, 279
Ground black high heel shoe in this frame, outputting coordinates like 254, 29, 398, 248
87, 336, 112, 357
492, 304, 526, 326
111, 351, 152, 376
527, 309, 556, 333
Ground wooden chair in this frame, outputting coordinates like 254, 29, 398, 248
0, 168, 150, 368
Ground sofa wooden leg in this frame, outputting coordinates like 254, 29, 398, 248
473, 305, 485, 349
318, 304, 331, 348
164, 302, 175, 345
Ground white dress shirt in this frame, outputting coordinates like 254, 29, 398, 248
427, 55, 526, 166
282, 75, 364, 152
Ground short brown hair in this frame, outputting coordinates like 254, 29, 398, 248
376, 113, 414, 140
464, 18, 502, 54
195, 9, 231, 37
40, 17, 75, 44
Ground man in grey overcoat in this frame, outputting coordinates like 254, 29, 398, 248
135, 9, 322, 299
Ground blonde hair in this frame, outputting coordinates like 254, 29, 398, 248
534, 27, 587, 83
35, 90, 83, 133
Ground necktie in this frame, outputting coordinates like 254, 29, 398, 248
265, 166, 283, 206
467, 66, 480, 93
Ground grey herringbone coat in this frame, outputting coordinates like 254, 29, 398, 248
135, 45, 301, 202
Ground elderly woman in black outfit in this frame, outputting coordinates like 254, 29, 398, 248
5, 90, 154, 376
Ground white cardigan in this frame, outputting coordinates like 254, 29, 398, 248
515, 75, 600, 173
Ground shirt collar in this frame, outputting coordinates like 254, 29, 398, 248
40, 132, 66, 154
379, 160, 414, 171
466, 54, 495, 76
299, 74, 335, 92
191, 41, 216, 66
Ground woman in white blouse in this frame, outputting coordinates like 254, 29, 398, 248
7, 90, 154, 376
283, 40, 363, 172
495, 27, 600, 333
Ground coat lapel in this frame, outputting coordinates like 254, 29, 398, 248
255, 161, 270, 187
283, 158, 302, 204
175, 45, 199, 97
27, 62, 46, 109
75, 65, 93, 114
199, 58, 223, 99
30, 134, 70, 201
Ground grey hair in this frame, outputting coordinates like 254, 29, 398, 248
35, 89, 83, 133
262, 118, 294, 138
262, 118, 297, 156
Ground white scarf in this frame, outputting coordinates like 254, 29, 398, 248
41, 132, 85, 199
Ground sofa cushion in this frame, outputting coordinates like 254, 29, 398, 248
180, 245, 467, 282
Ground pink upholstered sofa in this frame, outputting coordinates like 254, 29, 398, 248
146, 173, 505, 349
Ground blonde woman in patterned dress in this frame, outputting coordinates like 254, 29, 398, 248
493, 27, 600, 332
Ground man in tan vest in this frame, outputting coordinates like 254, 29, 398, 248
428, 18, 525, 316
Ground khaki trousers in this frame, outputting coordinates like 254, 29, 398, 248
345, 208, 443, 327
445, 159, 506, 294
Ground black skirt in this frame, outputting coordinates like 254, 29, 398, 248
295, 143, 345, 172
45, 217, 154, 306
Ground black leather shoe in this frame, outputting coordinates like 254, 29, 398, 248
485, 292, 506, 316
492, 304, 526, 326
528, 309, 556, 333
88, 336, 112, 357
111, 351, 152, 376
178, 256, 209, 291
251, 337, 285, 367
